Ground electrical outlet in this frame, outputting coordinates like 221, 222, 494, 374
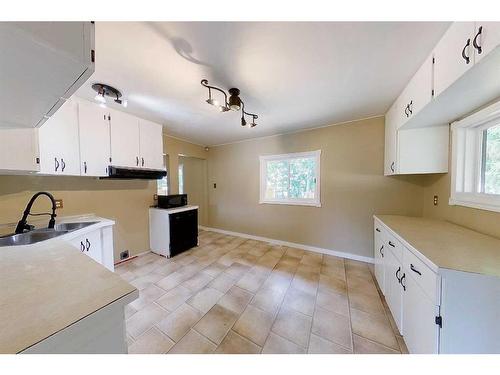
213, 183, 217, 189
433, 195, 439, 206
55, 199, 63, 209
153, 194, 158, 201
120, 250, 129, 260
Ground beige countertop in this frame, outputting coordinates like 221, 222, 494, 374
0, 219, 137, 354
374, 215, 500, 278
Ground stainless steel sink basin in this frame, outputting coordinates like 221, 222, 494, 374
0, 229, 70, 247
55, 221, 98, 231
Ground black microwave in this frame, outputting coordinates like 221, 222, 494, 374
157, 194, 188, 209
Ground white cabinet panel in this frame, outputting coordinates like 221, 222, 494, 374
403, 271, 439, 354
434, 22, 476, 97
385, 247, 403, 334
384, 102, 398, 175
109, 108, 140, 168
374, 225, 386, 295
69, 229, 103, 264
0, 128, 39, 172
473, 22, 500, 64
38, 99, 80, 175
78, 99, 110, 177
139, 119, 164, 170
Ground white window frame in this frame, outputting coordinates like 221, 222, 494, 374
450, 100, 500, 213
259, 150, 321, 207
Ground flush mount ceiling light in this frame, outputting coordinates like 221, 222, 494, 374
201, 79, 258, 128
91, 83, 128, 108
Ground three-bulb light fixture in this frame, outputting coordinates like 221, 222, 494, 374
201, 79, 258, 127
92, 83, 128, 108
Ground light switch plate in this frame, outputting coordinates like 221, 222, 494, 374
55, 199, 63, 209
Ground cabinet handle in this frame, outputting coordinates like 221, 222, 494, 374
388, 241, 395, 248
379, 245, 384, 258
390, 162, 395, 173
400, 273, 406, 291
408, 100, 413, 115
410, 263, 422, 276
462, 38, 471, 64
376, 228, 381, 233
54, 157, 60, 172
395, 266, 401, 282
86, 238, 91, 252
136, 156, 139, 166
473, 26, 483, 55
84, 161, 87, 174
80, 241, 85, 252
141, 157, 145, 167
61, 158, 66, 172
404, 105, 409, 118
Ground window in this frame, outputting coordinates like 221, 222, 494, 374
260, 150, 321, 207
178, 162, 184, 194
450, 101, 500, 212
157, 154, 169, 195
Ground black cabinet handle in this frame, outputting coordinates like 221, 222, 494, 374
462, 38, 471, 64
390, 162, 395, 173
400, 273, 406, 291
473, 26, 483, 55
80, 241, 85, 252
141, 157, 145, 167
388, 241, 395, 248
84, 161, 87, 174
410, 263, 422, 275
376, 228, 381, 233
408, 100, 413, 115
61, 158, 66, 172
136, 156, 139, 166
395, 266, 401, 282
54, 157, 60, 172
404, 105, 408, 117
379, 245, 384, 258
86, 238, 91, 252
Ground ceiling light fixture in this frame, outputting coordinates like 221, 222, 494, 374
201, 79, 259, 128
91, 83, 128, 108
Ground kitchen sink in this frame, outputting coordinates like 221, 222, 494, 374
55, 221, 99, 231
0, 229, 70, 247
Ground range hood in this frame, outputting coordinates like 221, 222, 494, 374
102, 166, 167, 180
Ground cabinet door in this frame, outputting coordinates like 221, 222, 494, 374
38, 99, 80, 175
374, 225, 386, 295
0, 128, 39, 171
78, 99, 110, 176
433, 22, 475, 97
473, 22, 500, 64
109, 108, 140, 168
402, 271, 439, 353
69, 230, 103, 264
401, 54, 434, 125
384, 101, 398, 175
385, 248, 403, 334
139, 119, 164, 170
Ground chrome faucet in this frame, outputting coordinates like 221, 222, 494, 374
15, 192, 57, 234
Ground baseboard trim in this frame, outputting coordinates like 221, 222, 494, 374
198, 225, 374, 264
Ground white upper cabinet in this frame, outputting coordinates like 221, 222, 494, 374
139, 119, 164, 170
384, 100, 398, 175
109, 108, 141, 168
398, 54, 434, 127
77, 99, 111, 177
38, 99, 81, 176
0, 22, 94, 129
0, 129, 39, 172
473, 22, 500, 64
433, 22, 476, 98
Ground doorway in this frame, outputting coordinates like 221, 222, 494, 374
178, 155, 208, 226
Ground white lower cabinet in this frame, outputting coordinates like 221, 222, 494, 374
402, 269, 440, 354
66, 224, 114, 271
373, 226, 386, 294
384, 246, 403, 334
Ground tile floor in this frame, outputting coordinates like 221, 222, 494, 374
116, 230, 409, 354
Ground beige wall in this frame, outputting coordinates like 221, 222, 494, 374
207, 117, 426, 258
422, 172, 500, 239
180, 156, 208, 226
163, 135, 208, 195
0, 176, 156, 261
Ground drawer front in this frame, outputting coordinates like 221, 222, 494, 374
403, 247, 439, 304
385, 231, 403, 261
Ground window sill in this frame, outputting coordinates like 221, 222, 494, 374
259, 200, 322, 208
449, 197, 500, 213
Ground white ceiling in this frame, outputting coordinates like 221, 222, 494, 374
76, 22, 450, 146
